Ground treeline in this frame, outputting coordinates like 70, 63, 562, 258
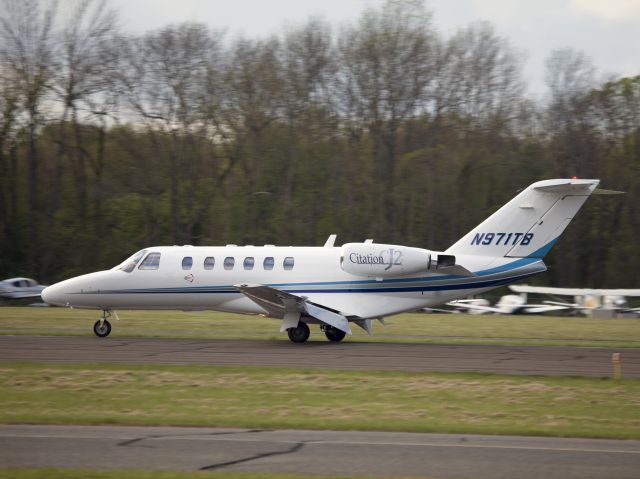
0, 0, 638, 287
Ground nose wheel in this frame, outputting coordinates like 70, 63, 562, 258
93, 311, 113, 337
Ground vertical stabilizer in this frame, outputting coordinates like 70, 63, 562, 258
446, 179, 599, 258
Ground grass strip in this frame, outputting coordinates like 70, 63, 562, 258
1, 307, 639, 348
1, 362, 639, 440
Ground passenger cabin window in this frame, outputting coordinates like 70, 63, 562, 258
224, 257, 235, 270
119, 250, 147, 273
263, 257, 274, 270
204, 257, 215, 270
283, 257, 295, 270
244, 257, 255, 270
138, 252, 161, 270
182, 256, 193, 270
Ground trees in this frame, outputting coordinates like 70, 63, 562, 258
0, 0, 57, 273
0, 0, 637, 288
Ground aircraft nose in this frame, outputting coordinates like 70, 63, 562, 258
41, 284, 67, 306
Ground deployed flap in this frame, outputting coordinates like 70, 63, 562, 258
280, 311, 300, 332
235, 284, 294, 317
304, 302, 352, 335
235, 284, 353, 334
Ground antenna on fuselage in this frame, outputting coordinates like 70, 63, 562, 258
324, 234, 337, 247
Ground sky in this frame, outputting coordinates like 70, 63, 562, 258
110, 0, 640, 97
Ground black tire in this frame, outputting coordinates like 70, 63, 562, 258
324, 326, 346, 342
287, 322, 310, 343
93, 319, 112, 338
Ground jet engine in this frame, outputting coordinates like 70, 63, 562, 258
341, 243, 437, 278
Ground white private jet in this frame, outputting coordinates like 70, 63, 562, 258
508, 285, 640, 314
0, 277, 46, 300
41, 179, 615, 343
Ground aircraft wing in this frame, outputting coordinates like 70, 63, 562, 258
0, 290, 45, 299
519, 304, 571, 314
447, 301, 570, 314
510, 285, 640, 297
234, 284, 352, 334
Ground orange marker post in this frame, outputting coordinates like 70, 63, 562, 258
612, 352, 622, 381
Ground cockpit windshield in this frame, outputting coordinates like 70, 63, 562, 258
114, 249, 147, 273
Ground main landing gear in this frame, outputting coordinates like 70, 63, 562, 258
287, 322, 310, 343
93, 310, 113, 338
286, 323, 348, 343
322, 325, 346, 342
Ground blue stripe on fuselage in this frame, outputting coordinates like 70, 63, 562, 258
75, 238, 557, 296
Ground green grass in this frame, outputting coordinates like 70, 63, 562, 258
1, 307, 639, 347
0, 470, 396, 479
2, 362, 639, 440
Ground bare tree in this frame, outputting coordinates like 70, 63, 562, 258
0, 0, 57, 271
545, 48, 595, 130
335, 0, 436, 238
433, 22, 524, 130
118, 22, 222, 244
51, 0, 118, 230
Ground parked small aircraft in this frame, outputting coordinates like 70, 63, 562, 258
0, 277, 46, 300
508, 285, 640, 314
447, 294, 570, 315
42, 179, 615, 342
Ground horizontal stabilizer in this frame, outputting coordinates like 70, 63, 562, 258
533, 180, 597, 193
593, 188, 625, 195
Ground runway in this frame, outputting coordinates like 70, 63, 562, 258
1, 335, 639, 377
1, 424, 639, 478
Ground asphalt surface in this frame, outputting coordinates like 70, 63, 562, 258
1, 425, 639, 478
1, 335, 639, 377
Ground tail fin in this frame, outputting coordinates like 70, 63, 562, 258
446, 179, 599, 258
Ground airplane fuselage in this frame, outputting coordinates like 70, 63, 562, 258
43, 245, 547, 319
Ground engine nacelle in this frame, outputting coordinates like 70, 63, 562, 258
341, 243, 435, 278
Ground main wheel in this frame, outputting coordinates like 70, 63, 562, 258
324, 326, 346, 342
287, 322, 310, 343
93, 319, 112, 338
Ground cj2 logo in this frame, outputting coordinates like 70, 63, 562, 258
349, 248, 403, 271
471, 232, 534, 246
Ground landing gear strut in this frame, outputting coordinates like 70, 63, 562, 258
287, 322, 310, 343
322, 325, 346, 342
93, 310, 112, 338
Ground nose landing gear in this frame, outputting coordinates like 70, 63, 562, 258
93, 310, 113, 338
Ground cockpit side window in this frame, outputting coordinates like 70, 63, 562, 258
119, 250, 147, 273
138, 252, 161, 270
